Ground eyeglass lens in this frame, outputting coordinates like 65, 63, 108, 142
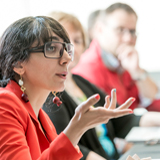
45, 42, 62, 58
116, 27, 137, 37
64, 43, 74, 60
45, 42, 74, 61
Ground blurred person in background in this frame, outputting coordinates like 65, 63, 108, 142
43, 11, 160, 160
87, 9, 101, 43
72, 2, 160, 112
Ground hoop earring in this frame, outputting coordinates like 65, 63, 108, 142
52, 91, 62, 106
19, 75, 29, 103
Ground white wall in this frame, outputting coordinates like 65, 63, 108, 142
1, 0, 160, 72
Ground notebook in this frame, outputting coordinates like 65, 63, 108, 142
125, 127, 160, 142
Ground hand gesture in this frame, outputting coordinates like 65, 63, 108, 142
64, 89, 135, 146
73, 89, 134, 129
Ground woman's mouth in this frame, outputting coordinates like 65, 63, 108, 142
56, 72, 68, 79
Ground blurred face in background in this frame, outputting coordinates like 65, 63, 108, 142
98, 9, 137, 56
61, 21, 85, 71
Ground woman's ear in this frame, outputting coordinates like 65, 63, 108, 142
13, 61, 25, 75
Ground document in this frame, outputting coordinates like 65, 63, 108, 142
125, 127, 160, 142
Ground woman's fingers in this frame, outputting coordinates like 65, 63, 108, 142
116, 97, 135, 110
96, 108, 133, 120
110, 109, 133, 118
75, 94, 100, 114
75, 92, 134, 126
88, 107, 132, 125
108, 89, 117, 109
73, 93, 134, 132
104, 95, 110, 109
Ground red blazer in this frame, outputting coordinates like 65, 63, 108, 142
0, 80, 82, 160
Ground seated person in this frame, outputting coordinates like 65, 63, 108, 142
72, 2, 160, 112
43, 12, 160, 160
87, 9, 101, 43
0, 16, 134, 160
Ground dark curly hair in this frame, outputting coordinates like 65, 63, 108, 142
0, 16, 70, 87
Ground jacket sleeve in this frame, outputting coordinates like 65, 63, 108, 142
40, 132, 83, 160
147, 99, 160, 112
0, 91, 82, 160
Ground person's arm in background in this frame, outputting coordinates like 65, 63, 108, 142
79, 144, 107, 160
86, 151, 106, 160
139, 111, 160, 127
117, 45, 158, 102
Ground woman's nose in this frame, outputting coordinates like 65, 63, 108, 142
60, 49, 71, 65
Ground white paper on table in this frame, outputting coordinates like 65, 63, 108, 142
125, 127, 160, 142
126, 154, 154, 160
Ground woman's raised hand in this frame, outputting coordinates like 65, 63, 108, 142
63, 89, 135, 147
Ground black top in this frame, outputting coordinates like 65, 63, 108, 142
43, 74, 141, 160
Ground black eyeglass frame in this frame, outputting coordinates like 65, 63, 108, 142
28, 41, 74, 61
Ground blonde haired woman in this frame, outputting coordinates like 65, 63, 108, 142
43, 12, 138, 160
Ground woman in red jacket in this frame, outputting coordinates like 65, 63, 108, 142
0, 16, 134, 160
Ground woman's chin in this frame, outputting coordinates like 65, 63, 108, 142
51, 84, 65, 93
57, 85, 65, 92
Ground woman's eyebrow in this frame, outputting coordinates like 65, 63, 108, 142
49, 36, 60, 41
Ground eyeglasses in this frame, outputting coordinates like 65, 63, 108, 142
114, 27, 137, 38
28, 41, 74, 61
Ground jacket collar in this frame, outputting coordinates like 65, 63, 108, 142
101, 49, 124, 74
5, 80, 54, 144
91, 39, 124, 74
6, 80, 40, 123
